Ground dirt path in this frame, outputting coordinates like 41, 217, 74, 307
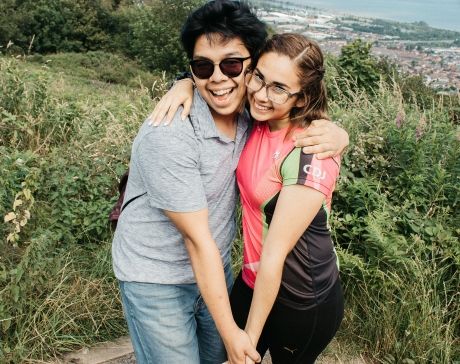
62, 336, 367, 364
108, 350, 367, 364
105, 340, 367, 364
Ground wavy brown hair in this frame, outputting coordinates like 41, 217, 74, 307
260, 33, 328, 127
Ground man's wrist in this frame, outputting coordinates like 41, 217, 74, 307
221, 322, 241, 344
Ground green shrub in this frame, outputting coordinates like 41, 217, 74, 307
0, 0, 205, 76
0, 0, 115, 53
27, 51, 163, 88
337, 39, 381, 94
0, 56, 162, 362
0, 232, 124, 363
328, 78, 459, 363
119, 0, 205, 74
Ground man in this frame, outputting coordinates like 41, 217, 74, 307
112, 1, 348, 364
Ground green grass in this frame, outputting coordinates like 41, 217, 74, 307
0, 54, 160, 362
26, 51, 164, 89
327, 78, 459, 363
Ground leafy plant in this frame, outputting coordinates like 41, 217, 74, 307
337, 38, 381, 94
0, 56, 164, 362
119, 0, 205, 74
0, 0, 115, 53
327, 73, 459, 363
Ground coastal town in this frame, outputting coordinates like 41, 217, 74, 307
256, 2, 460, 93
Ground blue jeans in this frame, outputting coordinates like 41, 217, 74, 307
119, 263, 233, 364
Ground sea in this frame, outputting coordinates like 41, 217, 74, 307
284, 0, 460, 32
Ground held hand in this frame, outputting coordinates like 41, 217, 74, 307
245, 356, 256, 364
293, 119, 349, 159
224, 327, 260, 364
244, 328, 260, 364
223, 357, 256, 364
148, 78, 194, 126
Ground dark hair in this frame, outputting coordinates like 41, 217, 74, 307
181, 0, 268, 63
261, 33, 328, 126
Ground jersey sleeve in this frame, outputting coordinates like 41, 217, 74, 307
134, 126, 207, 212
280, 148, 340, 196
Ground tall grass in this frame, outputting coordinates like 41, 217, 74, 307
0, 55, 166, 363
328, 77, 459, 363
1, 54, 458, 363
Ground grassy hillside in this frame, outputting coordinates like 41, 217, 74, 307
1, 52, 459, 363
0, 52, 162, 362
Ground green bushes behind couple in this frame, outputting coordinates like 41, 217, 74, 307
0, 0, 204, 75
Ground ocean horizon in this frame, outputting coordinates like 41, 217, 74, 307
284, 0, 460, 32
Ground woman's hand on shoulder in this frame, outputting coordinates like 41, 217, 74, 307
292, 119, 349, 159
148, 78, 195, 126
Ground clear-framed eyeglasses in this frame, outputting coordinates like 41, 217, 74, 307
245, 71, 301, 104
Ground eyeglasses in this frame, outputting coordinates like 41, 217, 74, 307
245, 71, 301, 104
190, 57, 251, 79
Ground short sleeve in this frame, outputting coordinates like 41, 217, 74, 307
134, 126, 207, 212
281, 148, 340, 196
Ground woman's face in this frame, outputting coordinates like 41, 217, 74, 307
246, 52, 303, 125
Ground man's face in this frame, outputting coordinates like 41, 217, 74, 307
191, 34, 251, 123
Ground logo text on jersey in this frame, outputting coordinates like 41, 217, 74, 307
303, 164, 326, 180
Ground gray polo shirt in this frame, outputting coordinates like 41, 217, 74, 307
112, 90, 249, 284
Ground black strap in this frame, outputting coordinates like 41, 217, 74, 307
121, 192, 147, 212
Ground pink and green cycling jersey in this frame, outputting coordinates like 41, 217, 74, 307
236, 123, 340, 309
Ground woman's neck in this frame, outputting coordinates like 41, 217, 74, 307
267, 117, 290, 132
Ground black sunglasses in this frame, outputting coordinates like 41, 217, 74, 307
190, 57, 251, 79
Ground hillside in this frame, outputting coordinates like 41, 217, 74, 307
0, 52, 157, 362
1, 50, 459, 363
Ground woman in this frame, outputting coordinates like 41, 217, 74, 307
230, 34, 343, 364
153, 33, 343, 364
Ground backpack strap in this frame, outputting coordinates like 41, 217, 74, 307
121, 192, 147, 212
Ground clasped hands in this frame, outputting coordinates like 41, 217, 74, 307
222, 327, 260, 364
